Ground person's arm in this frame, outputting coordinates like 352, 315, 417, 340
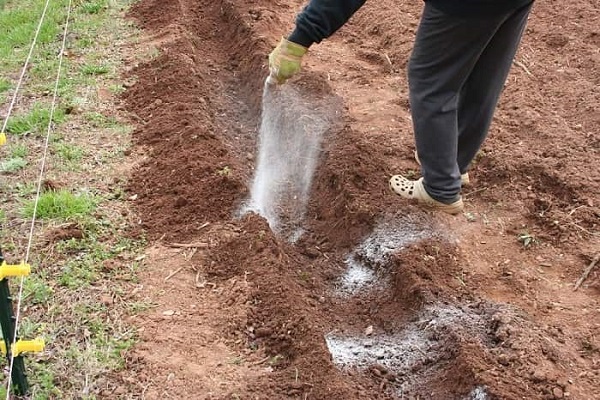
289, 0, 368, 47
268, 0, 367, 84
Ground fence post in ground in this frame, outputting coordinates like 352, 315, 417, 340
0, 246, 44, 395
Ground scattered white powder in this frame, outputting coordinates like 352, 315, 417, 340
243, 80, 333, 241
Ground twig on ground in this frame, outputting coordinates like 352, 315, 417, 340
514, 60, 533, 76
463, 187, 488, 198
384, 53, 392, 67
198, 222, 211, 230
168, 242, 209, 248
566, 222, 600, 237
195, 271, 216, 289
250, 356, 270, 366
574, 254, 600, 291
164, 267, 184, 282
183, 247, 198, 261
568, 205, 587, 216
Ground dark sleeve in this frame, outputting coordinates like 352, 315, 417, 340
288, 0, 368, 47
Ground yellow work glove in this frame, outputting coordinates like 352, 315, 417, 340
268, 37, 308, 84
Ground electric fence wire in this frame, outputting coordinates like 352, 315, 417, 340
0, 0, 53, 135
5, 0, 74, 397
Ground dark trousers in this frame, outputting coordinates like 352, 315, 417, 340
408, 2, 532, 203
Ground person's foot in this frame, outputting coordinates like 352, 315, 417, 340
414, 151, 470, 186
389, 175, 464, 215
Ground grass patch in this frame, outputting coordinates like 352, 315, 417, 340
0, 0, 71, 70
59, 258, 98, 288
14, 181, 37, 196
0, 76, 10, 92
81, 63, 110, 76
54, 142, 84, 162
80, 0, 108, 15
23, 274, 54, 305
5, 103, 66, 135
0, 157, 27, 173
9, 142, 28, 158
22, 190, 97, 219
28, 362, 62, 398
30, 56, 60, 80
85, 111, 119, 127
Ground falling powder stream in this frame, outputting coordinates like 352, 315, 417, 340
245, 80, 332, 240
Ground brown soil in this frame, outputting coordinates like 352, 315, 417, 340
115, 1, 599, 399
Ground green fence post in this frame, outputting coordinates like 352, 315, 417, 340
0, 247, 30, 395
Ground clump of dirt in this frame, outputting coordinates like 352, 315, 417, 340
44, 223, 84, 243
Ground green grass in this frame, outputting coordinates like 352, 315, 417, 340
81, 0, 108, 15
85, 111, 119, 127
0, 76, 10, 92
0, 0, 71, 70
0, 156, 27, 172
14, 181, 37, 196
22, 189, 97, 219
18, 316, 45, 339
23, 274, 54, 305
5, 103, 66, 135
9, 142, 28, 157
54, 142, 84, 162
29, 362, 62, 398
59, 258, 98, 288
80, 63, 110, 76
30, 56, 60, 80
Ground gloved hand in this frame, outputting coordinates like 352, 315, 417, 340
268, 37, 308, 84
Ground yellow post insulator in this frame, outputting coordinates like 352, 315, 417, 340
0, 339, 46, 356
0, 261, 31, 280
0, 132, 6, 146
12, 339, 45, 357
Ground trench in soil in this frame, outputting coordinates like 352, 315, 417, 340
121, 0, 600, 399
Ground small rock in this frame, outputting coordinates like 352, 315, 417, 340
365, 325, 374, 336
553, 387, 564, 399
174, 196, 188, 208
162, 310, 175, 316
303, 247, 320, 258
497, 353, 510, 366
557, 378, 568, 388
255, 327, 273, 338
532, 370, 547, 382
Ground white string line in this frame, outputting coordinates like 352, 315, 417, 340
6, 0, 73, 397
0, 0, 53, 135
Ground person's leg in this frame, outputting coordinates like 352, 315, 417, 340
456, 4, 533, 174
408, 4, 505, 203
